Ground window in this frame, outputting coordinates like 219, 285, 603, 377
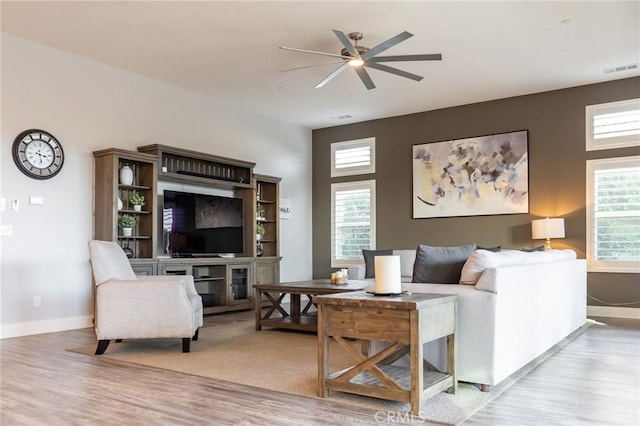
586, 98, 640, 151
586, 155, 640, 272
331, 137, 375, 177
331, 180, 376, 267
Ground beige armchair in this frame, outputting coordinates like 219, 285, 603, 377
88, 240, 203, 355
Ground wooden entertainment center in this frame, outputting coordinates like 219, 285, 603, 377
93, 145, 281, 315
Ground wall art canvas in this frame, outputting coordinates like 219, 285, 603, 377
412, 130, 529, 218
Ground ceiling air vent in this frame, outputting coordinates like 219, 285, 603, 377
603, 63, 639, 74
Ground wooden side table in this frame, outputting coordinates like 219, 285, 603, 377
314, 291, 457, 415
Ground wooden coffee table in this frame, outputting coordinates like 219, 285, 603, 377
314, 291, 457, 415
254, 279, 366, 332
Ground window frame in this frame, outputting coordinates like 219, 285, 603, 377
585, 98, 640, 151
330, 180, 376, 268
331, 137, 376, 177
586, 155, 640, 273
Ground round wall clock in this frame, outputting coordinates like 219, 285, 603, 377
12, 129, 65, 180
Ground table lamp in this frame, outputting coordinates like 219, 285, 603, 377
531, 217, 565, 250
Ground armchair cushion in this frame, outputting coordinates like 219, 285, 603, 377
89, 240, 136, 285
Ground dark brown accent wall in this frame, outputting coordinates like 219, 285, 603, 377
312, 77, 640, 308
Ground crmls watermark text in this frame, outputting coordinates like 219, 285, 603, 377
374, 411, 427, 424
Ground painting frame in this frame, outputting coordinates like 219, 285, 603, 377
412, 130, 529, 219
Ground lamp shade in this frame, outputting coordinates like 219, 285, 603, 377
531, 217, 565, 239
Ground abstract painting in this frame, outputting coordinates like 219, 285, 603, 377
412, 130, 529, 218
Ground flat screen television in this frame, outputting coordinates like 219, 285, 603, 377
163, 190, 244, 257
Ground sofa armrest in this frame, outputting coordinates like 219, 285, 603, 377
139, 275, 199, 298
348, 264, 366, 280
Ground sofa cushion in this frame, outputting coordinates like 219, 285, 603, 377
412, 244, 476, 284
362, 249, 393, 278
478, 245, 501, 252
460, 249, 525, 284
393, 249, 417, 281
461, 248, 578, 285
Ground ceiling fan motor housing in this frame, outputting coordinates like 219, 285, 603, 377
340, 45, 369, 58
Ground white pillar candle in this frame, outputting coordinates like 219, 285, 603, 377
374, 255, 402, 294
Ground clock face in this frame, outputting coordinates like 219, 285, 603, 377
12, 129, 65, 179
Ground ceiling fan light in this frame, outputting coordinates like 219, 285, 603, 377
349, 58, 364, 67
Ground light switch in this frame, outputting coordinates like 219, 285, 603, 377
0, 225, 12, 236
29, 196, 44, 205
11, 199, 19, 211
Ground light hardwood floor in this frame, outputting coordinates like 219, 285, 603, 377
1, 312, 638, 425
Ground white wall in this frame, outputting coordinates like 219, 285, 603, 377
0, 34, 313, 338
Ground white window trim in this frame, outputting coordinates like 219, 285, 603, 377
586, 98, 640, 151
586, 155, 640, 273
331, 180, 376, 268
331, 137, 376, 177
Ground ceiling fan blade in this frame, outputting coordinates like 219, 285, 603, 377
278, 61, 345, 73
315, 63, 349, 88
365, 62, 423, 82
332, 29, 360, 58
279, 46, 349, 60
370, 54, 442, 62
361, 31, 413, 61
354, 66, 376, 90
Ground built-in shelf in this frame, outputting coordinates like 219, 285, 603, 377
93, 148, 158, 259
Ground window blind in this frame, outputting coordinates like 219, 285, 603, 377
593, 166, 640, 262
335, 146, 371, 169
331, 138, 375, 177
586, 99, 640, 151
331, 181, 375, 266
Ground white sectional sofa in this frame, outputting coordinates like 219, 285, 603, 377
349, 247, 587, 389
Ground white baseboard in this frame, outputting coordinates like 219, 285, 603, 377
0, 315, 93, 339
587, 305, 640, 319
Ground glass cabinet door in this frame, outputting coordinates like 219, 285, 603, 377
228, 263, 252, 305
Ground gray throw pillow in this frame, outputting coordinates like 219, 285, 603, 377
412, 244, 476, 284
362, 249, 393, 278
521, 246, 545, 252
478, 245, 501, 252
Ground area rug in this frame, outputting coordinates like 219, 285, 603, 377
69, 320, 592, 425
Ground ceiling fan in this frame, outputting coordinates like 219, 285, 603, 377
278, 29, 442, 90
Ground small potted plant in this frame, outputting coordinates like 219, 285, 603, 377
130, 192, 145, 212
256, 223, 265, 241
118, 214, 137, 237
256, 205, 265, 221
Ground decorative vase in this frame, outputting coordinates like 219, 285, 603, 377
133, 205, 142, 212
117, 197, 123, 211
119, 165, 134, 185
256, 234, 261, 241
122, 228, 132, 237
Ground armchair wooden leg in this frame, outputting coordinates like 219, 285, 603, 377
95, 340, 110, 355
182, 338, 191, 353
192, 328, 199, 341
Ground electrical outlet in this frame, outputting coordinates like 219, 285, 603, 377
33, 296, 41, 307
